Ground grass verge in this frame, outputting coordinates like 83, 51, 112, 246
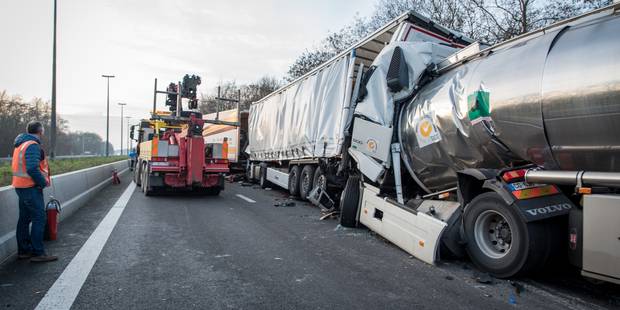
0, 156, 126, 187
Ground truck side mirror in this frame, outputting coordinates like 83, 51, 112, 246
130, 125, 136, 141
356, 66, 377, 102
386, 46, 409, 93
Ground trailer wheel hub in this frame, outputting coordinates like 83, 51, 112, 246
474, 210, 512, 259
316, 174, 326, 191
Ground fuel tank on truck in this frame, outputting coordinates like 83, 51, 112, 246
399, 8, 620, 193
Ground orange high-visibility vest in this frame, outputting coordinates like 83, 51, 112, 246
11, 140, 50, 188
222, 140, 229, 159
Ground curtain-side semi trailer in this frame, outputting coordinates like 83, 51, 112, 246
248, 4, 620, 284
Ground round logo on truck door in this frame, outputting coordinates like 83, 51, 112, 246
415, 115, 441, 148
366, 139, 377, 153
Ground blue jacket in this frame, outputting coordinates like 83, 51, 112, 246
13, 133, 47, 188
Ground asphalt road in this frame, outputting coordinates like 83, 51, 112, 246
1, 174, 618, 309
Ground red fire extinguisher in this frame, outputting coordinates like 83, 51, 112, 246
45, 197, 61, 241
112, 168, 121, 185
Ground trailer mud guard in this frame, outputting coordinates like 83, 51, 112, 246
457, 169, 574, 223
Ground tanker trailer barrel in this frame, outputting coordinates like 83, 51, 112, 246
398, 7, 620, 193
525, 170, 620, 188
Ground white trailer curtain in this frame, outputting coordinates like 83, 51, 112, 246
249, 56, 349, 161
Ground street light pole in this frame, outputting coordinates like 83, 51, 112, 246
50, 0, 57, 159
125, 116, 132, 152
102, 74, 115, 156
118, 102, 127, 155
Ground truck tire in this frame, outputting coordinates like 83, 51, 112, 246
288, 165, 302, 197
339, 175, 361, 228
142, 163, 151, 196
299, 165, 316, 200
313, 166, 327, 193
259, 165, 270, 189
134, 160, 142, 186
463, 192, 552, 278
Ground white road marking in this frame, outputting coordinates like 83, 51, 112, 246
214, 254, 232, 258
35, 182, 136, 310
236, 194, 256, 203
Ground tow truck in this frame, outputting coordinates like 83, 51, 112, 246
131, 75, 239, 195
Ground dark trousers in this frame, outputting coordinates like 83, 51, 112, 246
15, 187, 46, 256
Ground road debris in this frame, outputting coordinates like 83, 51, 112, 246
509, 280, 524, 296
474, 273, 494, 284
274, 200, 295, 207
320, 211, 338, 220
227, 174, 245, 182
508, 293, 517, 305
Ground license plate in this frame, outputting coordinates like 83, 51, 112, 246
507, 182, 540, 191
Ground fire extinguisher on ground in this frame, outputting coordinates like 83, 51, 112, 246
45, 197, 61, 241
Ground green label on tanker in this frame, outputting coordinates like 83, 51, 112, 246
467, 90, 491, 124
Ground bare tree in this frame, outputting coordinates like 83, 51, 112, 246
543, 0, 612, 22
284, 0, 483, 80
241, 76, 281, 109
470, 0, 612, 43
199, 76, 281, 114
0, 90, 106, 156
284, 0, 612, 80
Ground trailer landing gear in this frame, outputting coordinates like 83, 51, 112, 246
259, 165, 270, 189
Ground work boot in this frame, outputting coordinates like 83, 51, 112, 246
30, 254, 58, 263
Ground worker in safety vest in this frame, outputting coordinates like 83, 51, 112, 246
222, 137, 229, 160
11, 121, 57, 262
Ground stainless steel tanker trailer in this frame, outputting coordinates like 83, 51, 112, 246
249, 4, 620, 283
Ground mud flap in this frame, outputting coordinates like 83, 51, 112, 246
358, 185, 447, 264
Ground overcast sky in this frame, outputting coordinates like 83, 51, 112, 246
0, 0, 376, 150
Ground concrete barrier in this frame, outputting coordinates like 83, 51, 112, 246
0, 160, 130, 263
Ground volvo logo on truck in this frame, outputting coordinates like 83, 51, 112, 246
525, 203, 572, 216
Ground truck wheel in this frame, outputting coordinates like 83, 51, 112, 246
288, 165, 301, 197
313, 166, 327, 193
299, 165, 316, 200
463, 192, 551, 278
259, 165, 270, 189
339, 175, 361, 228
134, 161, 142, 186
142, 164, 150, 195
